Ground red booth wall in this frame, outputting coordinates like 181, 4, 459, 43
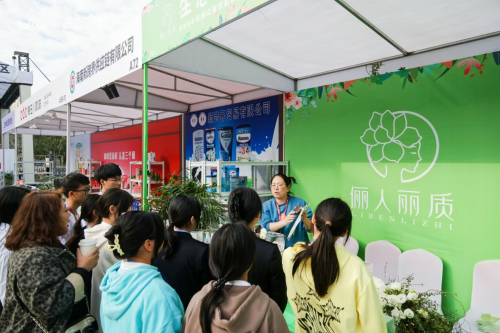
91, 117, 181, 180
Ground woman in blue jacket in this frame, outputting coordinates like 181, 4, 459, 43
100, 211, 183, 333
260, 174, 313, 248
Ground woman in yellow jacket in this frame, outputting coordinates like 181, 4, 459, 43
282, 198, 387, 333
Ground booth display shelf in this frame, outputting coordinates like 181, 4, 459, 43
128, 161, 165, 199
77, 160, 101, 193
187, 161, 289, 200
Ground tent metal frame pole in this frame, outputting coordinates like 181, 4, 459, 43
142, 64, 149, 210
14, 128, 17, 185
66, 103, 71, 175
2, 133, 4, 187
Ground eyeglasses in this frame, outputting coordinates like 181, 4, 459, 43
270, 184, 286, 189
73, 188, 91, 195
107, 178, 122, 184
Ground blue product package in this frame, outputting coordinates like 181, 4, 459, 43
205, 128, 216, 161
218, 126, 233, 161
236, 124, 251, 162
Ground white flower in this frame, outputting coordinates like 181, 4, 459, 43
404, 309, 414, 318
391, 308, 400, 319
390, 282, 402, 291
399, 310, 406, 319
380, 296, 387, 307
373, 277, 387, 294
387, 295, 398, 306
418, 309, 429, 318
407, 292, 418, 301
395, 294, 407, 304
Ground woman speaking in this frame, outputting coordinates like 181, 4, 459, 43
260, 174, 312, 248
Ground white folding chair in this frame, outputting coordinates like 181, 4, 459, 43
399, 249, 443, 311
365, 240, 401, 283
336, 236, 359, 256
457, 260, 500, 333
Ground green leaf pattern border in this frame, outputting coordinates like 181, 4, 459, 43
285, 52, 500, 124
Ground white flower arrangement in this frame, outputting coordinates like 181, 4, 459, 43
373, 275, 455, 332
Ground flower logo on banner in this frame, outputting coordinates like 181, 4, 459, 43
360, 110, 439, 183
69, 71, 76, 94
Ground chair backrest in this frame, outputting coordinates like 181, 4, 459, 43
399, 249, 443, 308
470, 260, 500, 314
336, 236, 359, 256
365, 240, 401, 283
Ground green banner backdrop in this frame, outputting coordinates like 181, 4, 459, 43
284, 53, 500, 316
142, 0, 274, 63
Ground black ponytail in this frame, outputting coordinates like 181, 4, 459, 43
271, 173, 297, 196
105, 211, 165, 260
66, 194, 101, 254
163, 195, 201, 259
292, 198, 352, 297
199, 223, 256, 333
227, 187, 261, 225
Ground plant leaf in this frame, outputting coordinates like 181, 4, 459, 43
297, 90, 307, 97
306, 88, 317, 98
318, 86, 323, 99
493, 52, 500, 66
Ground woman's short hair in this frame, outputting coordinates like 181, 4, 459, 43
0, 186, 31, 224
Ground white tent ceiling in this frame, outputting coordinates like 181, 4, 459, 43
16, 66, 282, 136
14, 0, 500, 136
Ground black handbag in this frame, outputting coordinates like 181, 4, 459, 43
13, 277, 98, 333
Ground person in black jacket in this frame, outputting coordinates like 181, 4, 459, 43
154, 195, 212, 310
228, 187, 287, 312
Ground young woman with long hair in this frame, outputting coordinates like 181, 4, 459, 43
227, 187, 287, 312
100, 211, 183, 332
154, 194, 212, 310
282, 198, 387, 333
66, 194, 102, 256
184, 222, 288, 333
84, 188, 134, 330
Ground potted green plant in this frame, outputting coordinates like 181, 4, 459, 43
148, 171, 225, 230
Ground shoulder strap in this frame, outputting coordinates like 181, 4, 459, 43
13, 276, 50, 333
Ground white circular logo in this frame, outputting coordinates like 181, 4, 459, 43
360, 110, 439, 183
162, 4, 175, 27
199, 112, 207, 126
190, 114, 198, 127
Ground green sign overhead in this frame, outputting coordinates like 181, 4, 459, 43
285, 52, 500, 317
142, 0, 274, 64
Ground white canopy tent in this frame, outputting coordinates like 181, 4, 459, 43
5, 0, 500, 193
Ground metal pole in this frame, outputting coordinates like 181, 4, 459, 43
14, 128, 17, 185
2, 133, 5, 187
142, 64, 149, 210
66, 103, 71, 175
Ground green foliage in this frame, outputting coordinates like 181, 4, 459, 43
37, 175, 64, 191
4, 171, 14, 186
148, 172, 225, 230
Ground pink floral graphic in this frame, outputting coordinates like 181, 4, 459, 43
285, 92, 297, 109
327, 87, 342, 102
293, 97, 303, 110
457, 57, 481, 75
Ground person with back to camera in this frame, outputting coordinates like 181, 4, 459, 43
100, 211, 184, 333
184, 222, 289, 333
228, 187, 287, 312
84, 188, 134, 331
260, 174, 313, 249
94, 163, 122, 194
0, 191, 99, 332
282, 198, 387, 333
0, 186, 30, 315
154, 195, 212, 310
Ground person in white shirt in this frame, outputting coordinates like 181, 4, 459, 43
0, 186, 31, 312
84, 188, 134, 332
58, 173, 91, 245
94, 163, 122, 195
